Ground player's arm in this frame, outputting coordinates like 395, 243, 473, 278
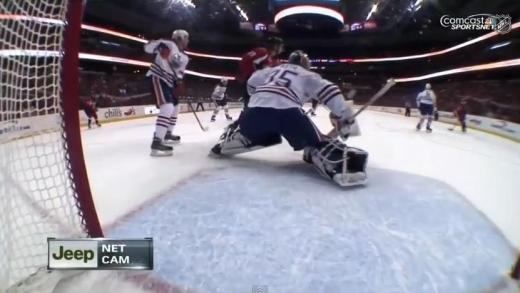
246, 68, 270, 96
307, 75, 353, 120
416, 92, 423, 107
431, 90, 438, 108
307, 75, 356, 139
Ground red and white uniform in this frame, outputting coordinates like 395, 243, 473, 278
237, 47, 281, 83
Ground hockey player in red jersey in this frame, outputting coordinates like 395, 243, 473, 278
237, 36, 284, 108
83, 97, 101, 129
223, 37, 284, 135
449, 99, 467, 132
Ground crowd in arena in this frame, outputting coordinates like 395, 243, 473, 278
78, 70, 520, 123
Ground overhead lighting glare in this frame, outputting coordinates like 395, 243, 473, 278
275, 5, 344, 24
236, 5, 249, 21
366, 3, 378, 21
2, 50, 519, 82
490, 41, 511, 50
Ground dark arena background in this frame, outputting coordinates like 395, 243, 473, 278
0, 0, 519, 292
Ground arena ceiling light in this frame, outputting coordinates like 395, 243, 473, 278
2, 14, 519, 63
2, 49, 519, 82
274, 5, 344, 24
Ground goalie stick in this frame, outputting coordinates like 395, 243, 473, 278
327, 78, 396, 138
187, 102, 209, 132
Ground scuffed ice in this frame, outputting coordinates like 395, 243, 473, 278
109, 165, 516, 293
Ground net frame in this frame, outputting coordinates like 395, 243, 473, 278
0, 0, 103, 289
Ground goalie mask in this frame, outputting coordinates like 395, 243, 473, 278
304, 139, 368, 187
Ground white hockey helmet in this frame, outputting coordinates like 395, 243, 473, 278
172, 29, 189, 48
220, 79, 228, 86
425, 83, 432, 90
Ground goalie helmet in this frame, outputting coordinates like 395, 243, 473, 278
288, 50, 311, 69
172, 29, 190, 48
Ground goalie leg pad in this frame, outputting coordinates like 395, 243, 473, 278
304, 139, 368, 187
211, 126, 282, 156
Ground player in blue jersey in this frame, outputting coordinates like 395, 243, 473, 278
416, 83, 437, 133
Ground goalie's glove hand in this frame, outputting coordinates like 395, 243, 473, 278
330, 112, 355, 140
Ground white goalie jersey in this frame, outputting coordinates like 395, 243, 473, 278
144, 39, 189, 87
247, 63, 354, 121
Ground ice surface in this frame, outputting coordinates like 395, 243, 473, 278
108, 165, 515, 293
81, 108, 520, 292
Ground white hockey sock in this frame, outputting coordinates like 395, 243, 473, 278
417, 117, 425, 127
426, 117, 433, 128
168, 105, 180, 133
155, 103, 174, 139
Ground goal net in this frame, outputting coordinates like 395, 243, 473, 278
0, 0, 102, 290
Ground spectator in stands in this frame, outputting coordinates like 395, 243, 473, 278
449, 99, 467, 132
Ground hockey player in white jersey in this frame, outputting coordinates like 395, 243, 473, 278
144, 29, 190, 156
210, 50, 368, 187
210, 79, 232, 122
416, 83, 437, 132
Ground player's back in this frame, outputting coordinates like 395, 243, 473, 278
248, 63, 320, 109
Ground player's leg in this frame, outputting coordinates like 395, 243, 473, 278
150, 77, 173, 156
224, 83, 250, 132
165, 93, 181, 144
87, 117, 92, 129
93, 112, 101, 127
223, 100, 232, 120
461, 117, 467, 132
311, 99, 318, 116
210, 107, 282, 156
416, 103, 426, 130
276, 108, 367, 186
425, 105, 434, 132
210, 100, 219, 122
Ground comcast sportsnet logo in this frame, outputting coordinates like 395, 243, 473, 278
440, 14, 512, 34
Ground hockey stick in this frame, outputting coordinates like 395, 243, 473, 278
327, 78, 396, 137
187, 102, 209, 132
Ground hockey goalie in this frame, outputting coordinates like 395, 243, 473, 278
210, 50, 368, 187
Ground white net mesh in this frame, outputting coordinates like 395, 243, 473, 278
0, 0, 91, 289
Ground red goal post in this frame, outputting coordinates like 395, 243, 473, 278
0, 0, 102, 290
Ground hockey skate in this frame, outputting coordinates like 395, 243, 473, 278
226, 114, 233, 121
210, 116, 216, 122
150, 137, 173, 157
426, 127, 432, 133
416, 123, 421, 131
164, 131, 181, 145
